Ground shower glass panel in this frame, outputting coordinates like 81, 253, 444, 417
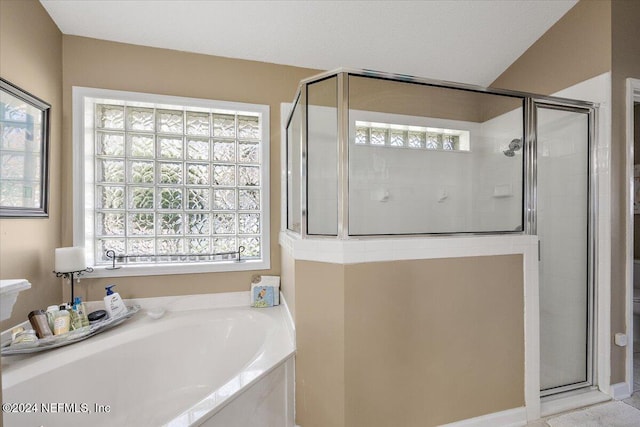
348, 75, 525, 235
286, 97, 302, 233
307, 77, 338, 235
537, 105, 591, 395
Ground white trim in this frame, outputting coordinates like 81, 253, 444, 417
438, 407, 527, 427
279, 291, 295, 335
595, 75, 612, 396
625, 77, 640, 398
611, 381, 633, 400
280, 231, 538, 264
540, 389, 610, 417
72, 86, 271, 277
72, 87, 86, 251
524, 237, 541, 421
85, 259, 270, 278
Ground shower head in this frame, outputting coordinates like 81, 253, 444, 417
508, 138, 522, 151
503, 138, 522, 157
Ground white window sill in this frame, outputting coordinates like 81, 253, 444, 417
85, 259, 270, 278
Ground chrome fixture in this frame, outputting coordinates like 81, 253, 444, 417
503, 138, 523, 157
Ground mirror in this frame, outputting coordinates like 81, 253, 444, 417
0, 78, 50, 217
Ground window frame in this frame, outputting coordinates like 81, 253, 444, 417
73, 87, 270, 278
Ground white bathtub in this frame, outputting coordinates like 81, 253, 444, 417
1, 292, 295, 427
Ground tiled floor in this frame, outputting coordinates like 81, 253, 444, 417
526, 393, 640, 426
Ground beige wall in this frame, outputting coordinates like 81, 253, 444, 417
295, 261, 345, 427
349, 75, 522, 123
344, 256, 524, 427
610, 0, 640, 383
0, 0, 63, 331
61, 36, 319, 301
0, 1, 62, 423
491, 0, 611, 95
294, 256, 524, 427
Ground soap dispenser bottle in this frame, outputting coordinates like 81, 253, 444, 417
104, 285, 128, 318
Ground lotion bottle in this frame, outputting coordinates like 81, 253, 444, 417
53, 305, 70, 335
104, 285, 127, 318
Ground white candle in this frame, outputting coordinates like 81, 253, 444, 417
55, 247, 86, 273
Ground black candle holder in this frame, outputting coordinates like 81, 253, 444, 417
53, 267, 94, 305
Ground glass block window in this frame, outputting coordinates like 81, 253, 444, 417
354, 121, 470, 151
75, 88, 269, 275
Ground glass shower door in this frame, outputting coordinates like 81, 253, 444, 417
536, 104, 593, 396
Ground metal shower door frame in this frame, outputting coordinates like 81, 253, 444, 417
529, 100, 598, 398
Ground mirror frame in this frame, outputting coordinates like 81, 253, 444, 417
0, 78, 51, 218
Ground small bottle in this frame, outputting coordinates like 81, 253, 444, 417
104, 285, 127, 318
53, 305, 71, 335
68, 302, 81, 330
46, 305, 59, 331
73, 297, 90, 328
28, 309, 53, 338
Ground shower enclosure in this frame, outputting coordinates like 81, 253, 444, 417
285, 69, 596, 398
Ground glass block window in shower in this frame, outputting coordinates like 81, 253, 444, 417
348, 75, 524, 235
83, 92, 269, 269
354, 122, 470, 152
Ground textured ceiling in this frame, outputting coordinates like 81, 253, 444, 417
40, 0, 577, 86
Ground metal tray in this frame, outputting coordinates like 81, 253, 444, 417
1, 305, 141, 356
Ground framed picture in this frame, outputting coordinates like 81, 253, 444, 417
0, 78, 51, 217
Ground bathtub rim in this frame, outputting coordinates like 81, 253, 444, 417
164, 292, 296, 426
1, 291, 296, 427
